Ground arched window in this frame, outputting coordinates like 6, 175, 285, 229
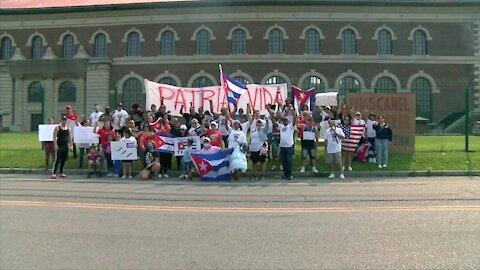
268, 29, 284, 54
1, 37, 13, 60
234, 76, 250, 84
411, 77, 432, 118
28, 81, 43, 102
265, 76, 286, 85
375, 77, 396, 93
232, 29, 247, 54
62, 34, 75, 59
158, 77, 177, 86
127, 32, 140, 56
161, 30, 175, 55
302, 76, 325, 93
305, 29, 320, 54
378, 29, 392, 55
58, 81, 76, 102
123, 78, 144, 109
196, 30, 211, 55
192, 76, 213, 87
341, 29, 356, 54
32, 36, 44, 60
338, 76, 361, 100
413, 30, 428, 55
94, 33, 107, 58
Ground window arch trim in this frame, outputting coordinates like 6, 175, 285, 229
155, 26, 180, 42
26, 31, 48, 46
336, 25, 362, 40
406, 71, 439, 93
263, 24, 289, 40
261, 69, 291, 86
117, 72, 145, 95
230, 70, 254, 85
88, 29, 112, 44
227, 25, 252, 40
299, 25, 325, 40
408, 25, 433, 41
0, 33, 17, 47
190, 25, 216, 41
187, 71, 218, 87
297, 70, 329, 89
370, 70, 402, 92
372, 25, 397, 40
56, 30, 79, 46
154, 71, 182, 86
334, 70, 366, 91
121, 27, 146, 43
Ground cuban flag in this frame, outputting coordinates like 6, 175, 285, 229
222, 71, 248, 104
191, 148, 234, 181
154, 133, 175, 153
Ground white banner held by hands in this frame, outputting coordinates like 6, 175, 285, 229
315, 92, 338, 107
38, 124, 57, 141
73, 126, 99, 144
111, 141, 138, 160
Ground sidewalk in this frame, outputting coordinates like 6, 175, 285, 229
1, 168, 479, 179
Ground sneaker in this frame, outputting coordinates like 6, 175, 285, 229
300, 167, 305, 173
271, 165, 277, 170
60, 173, 67, 178
339, 174, 345, 179
179, 174, 185, 179
328, 173, 335, 179
51, 174, 57, 179
378, 165, 383, 169
106, 173, 113, 177
382, 164, 387, 168
259, 176, 265, 181
368, 157, 373, 163
373, 158, 377, 163
128, 175, 133, 179
158, 174, 162, 179
121, 175, 126, 179
312, 167, 318, 174
249, 175, 257, 181
347, 166, 352, 171
342, 166, 345, 171
162, 174, 169, 178
280, 165, 283, 170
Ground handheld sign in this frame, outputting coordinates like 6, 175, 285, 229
111, 141, 138, 160
174, 136, 201, 156
73, 126, 99, 144
38, 124, 57, 141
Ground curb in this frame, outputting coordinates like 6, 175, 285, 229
1, 168, 479, 178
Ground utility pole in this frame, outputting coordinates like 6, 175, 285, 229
465, 77, 474, 152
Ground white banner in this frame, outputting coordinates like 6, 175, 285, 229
145, 79, 288, 116
111, 141, 138, 160
38, 124, 57, 141
319, 119, 341, 140
173, 136, 201, 156
315, 92, 339, 107
73, 126, 99, 144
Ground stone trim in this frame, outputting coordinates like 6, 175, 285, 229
117, 72, 145, 94
155, 26, 180, 42
408, 25, 433, 41
370, 70, 402, 92
406, 70, 440, 93
187, 70, 218, 87
334, 70, 367, 91
372, 24, 397, 40
26, 31, 48, 46
0, 32, 17, 46
190, 25, 216, 41
153, 71, 182, 86
299, 25, 325, 40
88, 29, 112, 44
261, 69, 291, 85
226, 25, 252, 40
336, 24, 362, 40
263, 24, 289, 40
230, 70, 254, 84
121, 27, 146, 43
297, 69, 329, 89
56, 30, 80, 45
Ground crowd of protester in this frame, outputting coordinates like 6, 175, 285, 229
44, 95, 393, 181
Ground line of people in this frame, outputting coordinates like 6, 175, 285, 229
44, 96, 393, 180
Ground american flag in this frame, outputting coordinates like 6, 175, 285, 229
339, 124, 365, 152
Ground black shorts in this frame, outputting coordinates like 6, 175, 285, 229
250, 151, 267, 164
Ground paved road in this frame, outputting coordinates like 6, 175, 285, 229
1, 174, 479, 269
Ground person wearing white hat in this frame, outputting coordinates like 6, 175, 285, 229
206, 121, 223, 148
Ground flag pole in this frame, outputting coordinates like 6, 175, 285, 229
218, 64, 228, 107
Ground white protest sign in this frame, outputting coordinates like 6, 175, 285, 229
111, 141, 138, 160
73, 126, 99, 144
173, 136, 201, 156
315, 92, 339, 107
145, 79, 288, 116
38, 124, 57, 141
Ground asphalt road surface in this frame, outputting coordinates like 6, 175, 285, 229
1, 174, 479, 269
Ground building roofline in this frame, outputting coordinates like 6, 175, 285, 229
1, 0, 479, 15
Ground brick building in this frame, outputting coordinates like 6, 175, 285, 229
0, 0, 479, 132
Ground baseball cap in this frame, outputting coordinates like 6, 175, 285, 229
66, 105, 72, 109
117, 103, 123, 107
203, 137, 211, 142
180, 124, 187, 130
61, 115, 67, 121
210, 121, 218, 126
355, 111, 361, 116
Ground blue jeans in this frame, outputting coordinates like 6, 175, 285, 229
280, 146, 294, 179
375, 139, 389, 166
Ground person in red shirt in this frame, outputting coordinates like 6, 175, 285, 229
87, 146, 101, 177
97, 121, 117, 175
65, 105, 79, 159
138, 123, 155, 168
206, 121, 223, 148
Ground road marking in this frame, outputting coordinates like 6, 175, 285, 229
1, 200, 480, 213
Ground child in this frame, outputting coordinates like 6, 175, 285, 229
120, 128, 137, 179
181, 138, 194, 180
87, 146, 101, 177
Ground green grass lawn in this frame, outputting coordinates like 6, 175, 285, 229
0, 132, 479, 171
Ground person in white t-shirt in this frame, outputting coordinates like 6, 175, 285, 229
249, 119, 269, 181
111, 103, 129, 134
89, 104, 103, 128
324, 120, 346, 179
228, 120, 248, 180
365, 112, 377, 163
277, 105, 297, 180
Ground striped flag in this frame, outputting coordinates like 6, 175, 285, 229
221, 70, 248, 104
191, 148, 234, 181
340, 124, 365, 152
